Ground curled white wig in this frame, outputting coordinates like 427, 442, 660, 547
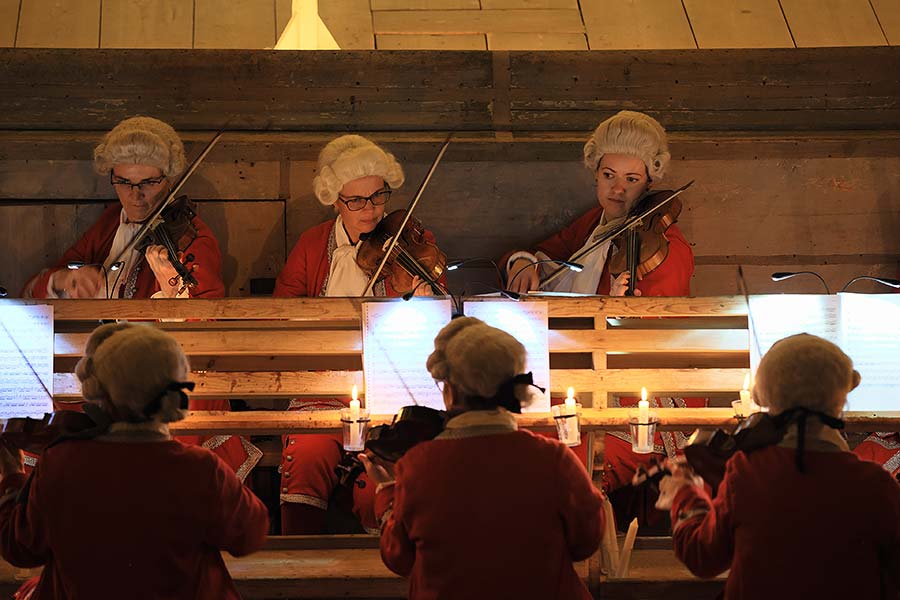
755, 333, 860, 418
93, 116, 186, 179
583, 110, 670, 182
75, 323, 189, 424
426, 317, 537, 410
313, 135, 404, 206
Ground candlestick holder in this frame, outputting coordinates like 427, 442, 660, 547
341, 408, 370, 451
551, 403, 582, 447
628, 410, 658, 454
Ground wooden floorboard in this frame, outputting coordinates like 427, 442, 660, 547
582, 0, 697, 50
780, 0, 888, 47
871, 0, 900, 44
682, 0, 795, 48
15, 0, 100, 48
100, 0, 193, 48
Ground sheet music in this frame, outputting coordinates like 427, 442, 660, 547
839, 294, 900, 411
362, 299, 451, 415
748, 295, 840, 373
0, 304, 54, 418
463, 299, 551, 413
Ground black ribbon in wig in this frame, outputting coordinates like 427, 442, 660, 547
771, 407, 845, 473
469, 372, 546, 414
141, 381, 195, 420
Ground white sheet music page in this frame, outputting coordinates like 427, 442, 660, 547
463, 299, 551, 413
0, 303, 54, 419
362, 299, 451, 415
839, 294, 900, 411
748, 294, 840, 374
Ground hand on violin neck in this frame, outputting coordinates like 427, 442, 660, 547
610, 272, 641, 297
146, 245, 191, 298
357, 452, 395, 487
655, 458, 703, 511
410, 276, 434, 297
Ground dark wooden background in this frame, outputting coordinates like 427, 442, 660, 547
1, 47, 898, 297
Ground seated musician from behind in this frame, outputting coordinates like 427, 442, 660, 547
360, 317, 605, 599
659, 334, 900, 598
0, 323, 269, 600
275, 134, 438, 534
503, 110, 699, 529
20, 116, 260, 481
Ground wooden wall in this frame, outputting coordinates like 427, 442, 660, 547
1, 48, 898, 297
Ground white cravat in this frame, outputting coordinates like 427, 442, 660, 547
324, 216, 374, 297
539, 213, 623, 295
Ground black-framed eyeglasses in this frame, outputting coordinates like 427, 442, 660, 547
110, 172, 167, 192
338, 187, 391, 211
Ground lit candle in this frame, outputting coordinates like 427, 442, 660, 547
637, 387, 650, 450
565, 386, 577, 416
740, 372, 751, 415
349, 384, 362, 448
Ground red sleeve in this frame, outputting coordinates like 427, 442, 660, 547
669, 458, 736, 578
274, 234, 312, 298
376, 463, 415, 576
556, 443, 605, 560
0, 472, 49, 567
879, 474, 900, 588
204, 455, 269, 557
183, 218, 225, 298
500, 208, 602, 269
635, 224, 694, 297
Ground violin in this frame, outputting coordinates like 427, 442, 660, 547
607, 189, 683, 296
135, 195, 200, 290
335, 405, 445, 489
356, 209, 449, 296
1, 411, 98, 455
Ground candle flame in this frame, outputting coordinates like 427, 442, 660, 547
566, 386, 575, 400
641, 387, 647, 401
352, 384, 358, 402
743, 372, 751, 391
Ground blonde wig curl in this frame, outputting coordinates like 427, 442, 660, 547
583, 110, 670, 182
93, 116, 186, 179
313, 135, 404, 206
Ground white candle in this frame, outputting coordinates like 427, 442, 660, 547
637, 387, 650, 450
349, 384, 362, 448
565, 386, 577, 416
740, 372, 751, 415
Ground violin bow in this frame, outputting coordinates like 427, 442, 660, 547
107, 130, 225, 270
362, 134, 453, 297
538, 179, 695, 291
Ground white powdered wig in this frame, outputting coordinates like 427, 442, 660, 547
755, 333, 861, 417
93, 116, 186, 178
313, 134, 404, 206
583, 110, 670, 182
75, 322, 189, 424
426, 317, 538, 410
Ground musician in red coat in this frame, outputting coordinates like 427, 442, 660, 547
361, 317, 605, 599
20, 116, 260, 481
0, 323, 269, 600
659, 334, 900, 599
275, 135, 437, 534
502, 111, 699, 531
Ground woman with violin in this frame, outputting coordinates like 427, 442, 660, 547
274, 134, 444, 534
359, 317, 605, 599
19, 116, 260, 482
658, 334, 900, 598
0, 322, 269, 600
502, 111, 701, 531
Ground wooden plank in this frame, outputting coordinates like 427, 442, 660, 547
319, 0, 375, 49
372, 0, 478, 8
194, 0, 277, 49
276, 0, 292, 39
581, 0, 696, 50
781, 0, 887, 47
100, 0, 193, 49
487, 32, 588, 50
872, 0, 900, 45
183, 160, 282, 200
0, 0, 19, 47
199, 201, 285, 297
373, 9, 585, 34
16, 0, 100, 48
549, 329, 749, 354
692, 264, 900, 296
55, 330, 362, 357
377, 33, 486, 49
682, 0, 794, 48
482, 0, 577, 7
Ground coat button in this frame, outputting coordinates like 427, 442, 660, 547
286, 455, 293, 461
290, 439, 295, 445
284, 472, 290, 478
282, 487, 288, 493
